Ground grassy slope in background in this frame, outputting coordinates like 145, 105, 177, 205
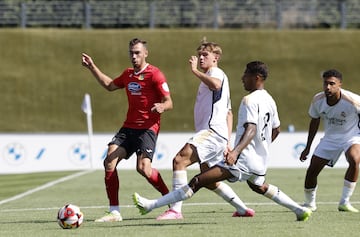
1, 29, 360, 132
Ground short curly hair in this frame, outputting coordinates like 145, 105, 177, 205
322, 69, 342, 81
245, 61, 268, 80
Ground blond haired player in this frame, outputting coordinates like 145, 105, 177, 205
155, 40, 254, 220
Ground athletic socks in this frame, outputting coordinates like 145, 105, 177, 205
264, 184, 302, 212
304, 186, 317, 207
169, 170, 187, 212
152, 184, 194, 210
339, 180, 356, 205
146, 168, 170, 196
105, 170, 119, 206
213, 182, 249, 214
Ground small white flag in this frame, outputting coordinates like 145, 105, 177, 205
81, 93, 92, 115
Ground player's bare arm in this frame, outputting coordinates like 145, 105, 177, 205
300, 117, 320, 162
225, 123, 256, 166
82, 53, 119, 91
189, 55, 221, 91
151, 95, 173, 113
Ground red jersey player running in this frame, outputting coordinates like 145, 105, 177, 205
82, 38, 173, 222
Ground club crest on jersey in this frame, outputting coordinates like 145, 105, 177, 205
128, 82, 141, 95
138, 74, 144, 80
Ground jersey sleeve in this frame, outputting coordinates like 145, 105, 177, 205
152, 68, 170, 97
208, 67, 224, 81
112, 69, 129, 88
240, 95, 258, 126
308, 92, 324, 118
271, 102, 281, 128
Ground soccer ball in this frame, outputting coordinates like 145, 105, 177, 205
57, 204, 84, 229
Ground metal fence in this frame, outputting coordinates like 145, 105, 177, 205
0, 0, 360, 29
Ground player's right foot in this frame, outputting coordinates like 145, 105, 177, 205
133, 192, 151, 215
296, 208, 312, 221
232, 208, 255, 217
302, 203, 317, 212
94, 210, 122, 222
338, 204, 359, 213
156, 209, 184, 220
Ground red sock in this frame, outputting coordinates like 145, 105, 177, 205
105, 170, 119, 206
146, 168, 169, 195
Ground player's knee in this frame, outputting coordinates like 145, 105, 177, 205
204, 182, 217, 190
103, 157, 116, 171
136, 166, 151, 178
247, 181, 265, 194
188, 175, 202, 193
172, 154, 188, 170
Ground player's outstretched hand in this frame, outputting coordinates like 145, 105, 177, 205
82, 53, 94, 68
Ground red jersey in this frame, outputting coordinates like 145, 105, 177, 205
113, 64, 170, 134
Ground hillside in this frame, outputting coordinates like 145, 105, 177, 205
1, 29, 360, 132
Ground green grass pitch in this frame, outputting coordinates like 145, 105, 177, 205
0, 168, 359, 237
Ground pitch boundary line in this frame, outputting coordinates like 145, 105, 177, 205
2, 201, 360, 213
0, 170, 94, 206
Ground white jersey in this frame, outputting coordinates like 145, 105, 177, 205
193, 67, 231, 140
235, 89, 280, 175
309, 89, 360, 142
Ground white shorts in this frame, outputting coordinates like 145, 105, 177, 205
216, 161, 265, 185
314, 136, 360, 167
187, 129, 227, 168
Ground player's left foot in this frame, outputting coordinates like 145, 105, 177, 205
296, 208, 312, 221
232, 208, 255, 217
338, 204, 359, 213
94, 210, 123, 222
156, 209, 184, 220
133, 192, 151, 215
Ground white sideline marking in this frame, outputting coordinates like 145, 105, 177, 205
1, 201, 360, 213
0, 170, 93, 206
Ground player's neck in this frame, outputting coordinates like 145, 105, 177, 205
134, 63, 149, 74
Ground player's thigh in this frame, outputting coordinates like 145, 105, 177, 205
345, 143, 360, 165
104, 145, 126, 170
173, 143, 198, 169
136, 154, 153, 176
306, 155, 328, 176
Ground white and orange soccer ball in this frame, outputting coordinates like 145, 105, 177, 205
57, 204, 84, 229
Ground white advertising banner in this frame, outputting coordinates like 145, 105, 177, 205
0, 132, 348, 174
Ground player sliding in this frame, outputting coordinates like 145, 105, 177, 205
133, 61, 312, 221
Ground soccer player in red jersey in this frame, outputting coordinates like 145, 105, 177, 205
82, 38, 173, 222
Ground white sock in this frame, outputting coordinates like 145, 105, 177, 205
170, 170, 187, 213
109, 206, 120, 214
264, 184, 301, 212
153, 185, 194, 209
213, 182, 248, 214
304, 186, 317, 207
339, 180, 356, 205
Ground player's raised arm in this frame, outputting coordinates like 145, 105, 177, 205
81, 53, 118, 91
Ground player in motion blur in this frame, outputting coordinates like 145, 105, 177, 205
82, 38, 173, 222
155, 40, 254, 220
134, 61, 312, 221
300, 69, 360, 212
